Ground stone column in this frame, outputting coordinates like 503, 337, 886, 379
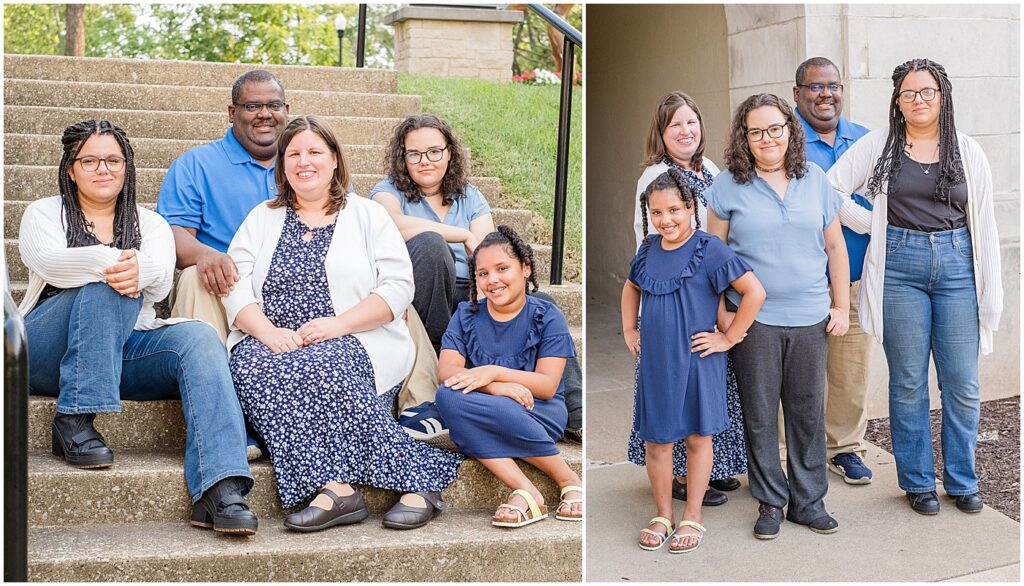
384, 6, 523, 81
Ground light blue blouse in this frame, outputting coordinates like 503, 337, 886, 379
706, 165, 843, 327
369, 177, 491, 279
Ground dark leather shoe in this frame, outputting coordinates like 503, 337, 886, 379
382, 491, 447, 530
51, 413, 113, 469
191, 477, 258, 535
952, 493, 983, 513
709, 477, 741, 492
284, 486, 369, 532
672, 478, 727, 506
906, 491, 940, 515
754, 503, 783, 539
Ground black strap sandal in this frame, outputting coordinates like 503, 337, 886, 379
382, 491, 447, 530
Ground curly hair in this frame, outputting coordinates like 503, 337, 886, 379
269, 115, 351, 214
866, 58, 964, 202
383, 113, 470, 206
638, 168, 700, 241
641, 91, 706, 174
58, 120, 141, 250
466, 225, 539, 313
724, 93, 807, 184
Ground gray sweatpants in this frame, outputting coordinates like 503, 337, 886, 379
729, 318, 830, 523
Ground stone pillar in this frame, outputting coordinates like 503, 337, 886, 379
384, 6, 523, 81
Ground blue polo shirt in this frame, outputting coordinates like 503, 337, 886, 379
157, 129, 278, 253
795, 109, 871, 282
369, 177, 491, 279
706, 166, 843, 327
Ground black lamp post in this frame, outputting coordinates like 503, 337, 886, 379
334, 13, 347, 67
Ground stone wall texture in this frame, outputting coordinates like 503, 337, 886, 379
389, 9, 520, 81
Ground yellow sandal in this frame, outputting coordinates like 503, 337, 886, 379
555, 485, 583, 521
668, 519, 706, 554
638, 516, 674, 551
491, 489, 548, 528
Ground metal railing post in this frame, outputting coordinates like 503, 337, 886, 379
549, 36, 575, 285
4, 290, 29, 582
356, 4, 367, 68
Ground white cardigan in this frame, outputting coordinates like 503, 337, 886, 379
223, 196, 415, 394
632, 158, 720, 250
828, 129, 1003, 355
18, 196, 177, 330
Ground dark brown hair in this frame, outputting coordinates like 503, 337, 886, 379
638, 168, 701, 242
866, 58, 964, 202
466, 225, 539, 313
270, 115, 350, 214
383, 114, 470, 206
641, 91, 706, 173
724, 93, 807, 184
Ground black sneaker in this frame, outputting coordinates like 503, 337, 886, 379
191, 477, 258, 535
906, 491, 940, 515
952, 493, 983, 513
753, 503, 782, 540
51, 413, 114, 469
787, 511, 839, 534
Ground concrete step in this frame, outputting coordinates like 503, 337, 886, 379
5, 79, 421, 119
3, 198, 537, 244
3, 164, 502, 206
4, 105, 399, 144
28, 515, 582, 581
27, 444, 582, 527
4, 134, 387, 175
5, 54, 398, 95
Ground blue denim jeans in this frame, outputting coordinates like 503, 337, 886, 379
25, 282, 253, 502
882, 226, 980, 496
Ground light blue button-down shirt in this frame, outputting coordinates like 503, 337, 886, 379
707, 165, 843, 327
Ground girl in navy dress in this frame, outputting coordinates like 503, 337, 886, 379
435, 226, 582, 528
622, 169, 765, 553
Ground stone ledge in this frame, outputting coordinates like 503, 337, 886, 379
384, 6, 523, 26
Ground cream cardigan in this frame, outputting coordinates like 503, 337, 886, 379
223, 196, 415, 394
827, 129, 1003, 355
17, 196, 178, 330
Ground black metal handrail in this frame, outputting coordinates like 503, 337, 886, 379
356, 4, 367, 68
526, 3, 580, 285
4, 289, 29, 582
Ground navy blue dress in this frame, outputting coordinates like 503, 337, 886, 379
434, 296, 575, 459
628, 232, 751, 444
229, 208, 463, 508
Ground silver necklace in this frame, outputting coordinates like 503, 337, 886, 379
905, 142, 938, 175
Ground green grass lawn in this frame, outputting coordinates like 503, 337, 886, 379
398, 74, 582, 281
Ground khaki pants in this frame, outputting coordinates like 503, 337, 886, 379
170, 266, 230, 342
397, 306, 440, 413
777, 282, 873, 460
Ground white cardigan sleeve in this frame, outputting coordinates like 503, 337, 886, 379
223, 204, 265, 328
365, 201, 414, 318
966, 137, 1003, 333
18, 198, 123, 288
827, 132, 882, 235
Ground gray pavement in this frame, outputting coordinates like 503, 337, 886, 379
585, 300, 1020, 582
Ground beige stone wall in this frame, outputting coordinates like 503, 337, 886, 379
390, 11, 518, 81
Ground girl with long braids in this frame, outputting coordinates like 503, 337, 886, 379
629, 91, 749, 509
19, 120, 258, 535
434, 226, 582, 528
828, 59, 1002, 516
706, 93, 850, 540
623, 170, 764, 553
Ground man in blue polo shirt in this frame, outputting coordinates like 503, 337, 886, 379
793, 57, 875, 485
158, 70, 288, 341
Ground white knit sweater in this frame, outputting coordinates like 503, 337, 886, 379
18, 196, 179, 330
827, 129, 1003, 355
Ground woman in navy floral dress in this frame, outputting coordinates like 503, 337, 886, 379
224, 116, 462, 533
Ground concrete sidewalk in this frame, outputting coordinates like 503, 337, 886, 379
585, 301, 1020, 582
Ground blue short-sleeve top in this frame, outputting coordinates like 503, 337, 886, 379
706, 165, 843, 327
369, 177, 492, 279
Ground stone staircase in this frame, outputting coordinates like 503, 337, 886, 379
5, 54, 582, 582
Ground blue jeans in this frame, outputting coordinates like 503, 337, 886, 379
882, 226, 980, 496
25, 282, 253, 502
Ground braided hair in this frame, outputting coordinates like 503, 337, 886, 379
866, 58, 965, 203
638, 168, 700, 241
466, 225, 539, 313
58, 120, 141, 249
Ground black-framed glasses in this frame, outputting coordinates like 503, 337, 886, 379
746, 124, 786, 142
404, 145, 449, 164
797, 82, 843, 94
898, 88, 938, 103
237, 101, 286, 113
74, 156, 125, 172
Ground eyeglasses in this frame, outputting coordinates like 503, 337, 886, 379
404, 146, 449, 164
797, 82, 843, 94
237, 101, 286, 113
898, 88, 938, 103
74, 156, 126, 172
746, 124, 786, 142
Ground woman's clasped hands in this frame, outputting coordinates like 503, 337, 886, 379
257, 316, 349, 354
